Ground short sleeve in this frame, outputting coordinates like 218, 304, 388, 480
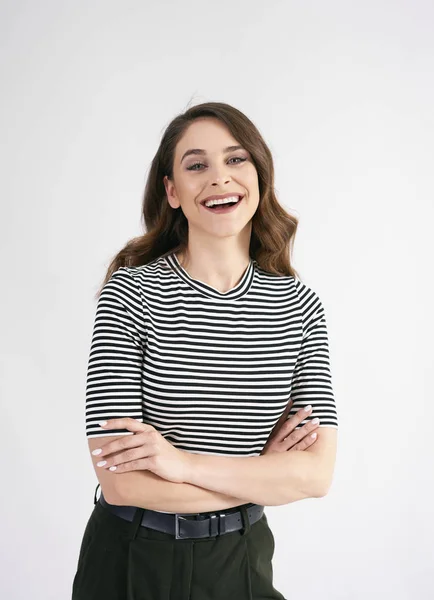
85, 267, 146, 438
289, 277, 338, 429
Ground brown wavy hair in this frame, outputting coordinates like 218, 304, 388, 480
96, 101, 300, 299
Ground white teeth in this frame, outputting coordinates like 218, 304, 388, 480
204, 195, 241, 208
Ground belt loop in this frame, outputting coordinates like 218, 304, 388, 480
239, 505, 251, 537
131, 507, 147, 540
93, 483, 101, 505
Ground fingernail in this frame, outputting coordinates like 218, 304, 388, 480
98, 421, 107, 427
311, 417, 320, 425
92, 449, 102, 455
109, 466, 117, 471
311, 432, 317, 439
304, 405, 312, 412
96, 460, 107, 467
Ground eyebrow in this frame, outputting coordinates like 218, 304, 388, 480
180, 145, 245, 164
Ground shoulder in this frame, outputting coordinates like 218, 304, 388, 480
292, 275, 325, 314
293, 275, 320, 303
253, 263, 298, 294
105, 256, 165, 288
101, 256, 172, 304
101, 266, 142, 295
253, 265, 325, 309
252, 266, 325, 315
290, 275, 331, 341
115, 255, 172, 286
96, 267, 148, 340
98, 267, 147, 316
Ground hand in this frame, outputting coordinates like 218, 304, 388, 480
260, 399, 320, 455
93, 418, 191, 483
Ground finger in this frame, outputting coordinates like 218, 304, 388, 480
105, 457, 152, 473
280, 417, 319, 447
273, 404, 313, 443
280, 428, 307, 448
96, 446, 149, 470
92, 431, 147, 459
99, 417, 150, 434
93, 419, 154, 459
290, 431, 318, 451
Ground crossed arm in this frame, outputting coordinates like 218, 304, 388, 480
89, 426, 337, 511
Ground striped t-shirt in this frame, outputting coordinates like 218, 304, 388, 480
85, 252, 338, 512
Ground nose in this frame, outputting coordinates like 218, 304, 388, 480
210, 169, 231, 186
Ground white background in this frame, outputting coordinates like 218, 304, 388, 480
1, 1, 433, 598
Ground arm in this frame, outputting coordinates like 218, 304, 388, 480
93, 425, 337, 509
88, 436, 252, 511
184, 426, 337, 505
116, 471, 254, 513
91, 425, 337, 509
85, 268, 148, 503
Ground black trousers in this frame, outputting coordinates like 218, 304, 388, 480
71, 492, 286, 600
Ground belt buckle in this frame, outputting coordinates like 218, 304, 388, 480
174, 513, 191, 540
175, 512, 227, 539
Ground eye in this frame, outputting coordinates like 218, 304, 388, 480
186, 156, 247, 171
186, 162, 205, 171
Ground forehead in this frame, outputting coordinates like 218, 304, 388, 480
175, 118, 239, 159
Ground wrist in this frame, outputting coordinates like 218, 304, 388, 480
181, 450, 197, 483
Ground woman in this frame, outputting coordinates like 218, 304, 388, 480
72, 101, 338, 599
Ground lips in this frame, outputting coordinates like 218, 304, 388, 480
200, 194, 244, 206
200, 195, 244, 214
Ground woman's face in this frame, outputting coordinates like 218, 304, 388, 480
164, 117, 260, 242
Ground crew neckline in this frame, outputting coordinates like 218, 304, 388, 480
165, 252, 256, 300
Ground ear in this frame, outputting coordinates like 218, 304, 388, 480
164, 175, 180, 209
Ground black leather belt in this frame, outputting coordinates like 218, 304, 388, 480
98, 492, 264, 540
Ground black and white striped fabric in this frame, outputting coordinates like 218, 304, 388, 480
85, 252, 338, 451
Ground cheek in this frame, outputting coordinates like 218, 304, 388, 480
183, 180, 203, 201
242, 165, 259, 189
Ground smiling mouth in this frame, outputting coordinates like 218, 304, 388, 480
201, 196, 244, 214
